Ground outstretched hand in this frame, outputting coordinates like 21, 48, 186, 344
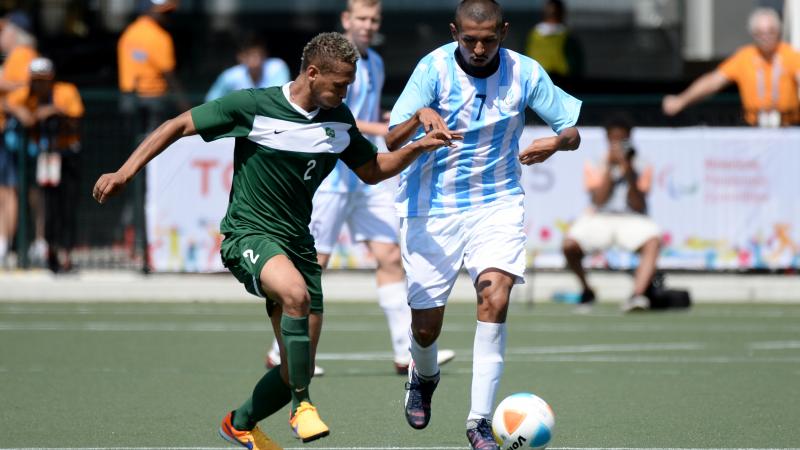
417, 107, 448, 133
519, 136, 560, 165
416, 129, 463, 152
92, 172, 128, 204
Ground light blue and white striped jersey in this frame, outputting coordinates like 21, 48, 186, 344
389, 42, 581, 217
205, 58, 291, 101
318, 48, 385, 193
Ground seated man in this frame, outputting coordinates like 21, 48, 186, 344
562, 115, 660, 312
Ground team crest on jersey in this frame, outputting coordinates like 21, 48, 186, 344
324, 127, 336, 139
497, 85, 518, 111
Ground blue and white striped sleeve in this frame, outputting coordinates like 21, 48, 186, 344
389, 58, 437, 128
526, 62, 582, 134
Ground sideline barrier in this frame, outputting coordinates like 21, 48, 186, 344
146, 127, 800, 272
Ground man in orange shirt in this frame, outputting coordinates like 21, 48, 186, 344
663, 7, 800, 126
117, 0, 186, 133
6, 58, 84, 272
0, 10, 38, 266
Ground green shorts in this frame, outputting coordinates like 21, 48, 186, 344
221, 232, 323, 316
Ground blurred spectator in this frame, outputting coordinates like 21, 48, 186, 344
205, 33, 290, 101
525, 0, 583, 81
663, 7, 800, 127
0, 10, 38, 267
117, 0, 187, 134
562, 115, 660, 313
6, 58, 84, 273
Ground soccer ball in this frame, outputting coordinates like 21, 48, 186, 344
492, 392, 555, 450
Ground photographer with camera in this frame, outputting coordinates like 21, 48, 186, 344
562, 115, 661, 313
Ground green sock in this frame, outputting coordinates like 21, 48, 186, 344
281, 314, 311, 412
232, 364, 291, 430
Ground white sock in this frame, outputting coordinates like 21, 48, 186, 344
269, 338, 280, 360
468, 321, 507, 421
377, 281, 412, 362
409, 328, 438, 378
0, 238, 7, 258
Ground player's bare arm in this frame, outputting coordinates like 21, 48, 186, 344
385, 107, 449, 150
355, 119, 390, 137
355, 129, 462, 184
518, 126, 580, 165
93, 110, 197, 204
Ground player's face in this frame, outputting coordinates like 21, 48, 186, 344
238, 47, 266, 72
309, 60, 356, 109
450, 18, 508, 67
341, 3, 382, 52
751, 16, 780, 54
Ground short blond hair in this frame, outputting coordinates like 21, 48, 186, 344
301, 32, 359, 72
347, 0, 381, 11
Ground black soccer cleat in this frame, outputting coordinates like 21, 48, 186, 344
403, 362, 439, 429
466, 418, 500, 450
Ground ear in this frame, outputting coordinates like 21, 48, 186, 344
499, 22, 510, 41
341, 11, 350, 31
449, 22, 458, 41
306, 64, 321, 81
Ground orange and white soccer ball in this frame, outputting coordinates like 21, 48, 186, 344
492, 393, 555, 450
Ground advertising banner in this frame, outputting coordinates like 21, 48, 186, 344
147, 128, 800, 272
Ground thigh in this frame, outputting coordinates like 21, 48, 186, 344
463, 196, 527, 285
614, 214, 661, 252
221, 233, 288, 306
309, 191, 349, 254
348, 187, 399, 245
400, 214, 466, 309
567, 213, 614, 253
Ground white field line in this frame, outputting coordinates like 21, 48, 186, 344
1, 321, 799, 334
748, 340, 800, 350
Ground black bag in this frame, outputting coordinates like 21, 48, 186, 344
647, 288, 691, 310
645, 272, 692, 310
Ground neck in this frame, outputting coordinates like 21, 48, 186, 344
454, 49, 500, 79
289, 77, 316, 112
247, 67, 263, 85
350, 37, 369, 57
757, 46, 778, 61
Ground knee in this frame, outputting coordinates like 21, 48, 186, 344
375, 245, 403, 270
563, 238, 582, 257
276, 284, 311, 316
641, 237, 661, 253
411, 326, 439, 347
476, 285, 510, 321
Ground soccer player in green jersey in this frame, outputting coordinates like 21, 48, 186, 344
93, 32, 460, 450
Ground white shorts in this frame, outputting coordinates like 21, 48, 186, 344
310, 186, 399, 254
567, 212, 660, 253
400, 195, 527, 310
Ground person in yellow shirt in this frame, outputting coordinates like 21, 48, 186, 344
117, 0, 186, 133
663, 7, 800, 127
0, 10, 38, 266
525, 0, 583, 81
6, 58, 84, 272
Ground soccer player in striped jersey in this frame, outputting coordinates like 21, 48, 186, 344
94, 32, 460, 450
385, 1, 581, 448
265, 0, 454, 377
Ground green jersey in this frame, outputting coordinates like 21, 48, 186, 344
191, 85, 377, 243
